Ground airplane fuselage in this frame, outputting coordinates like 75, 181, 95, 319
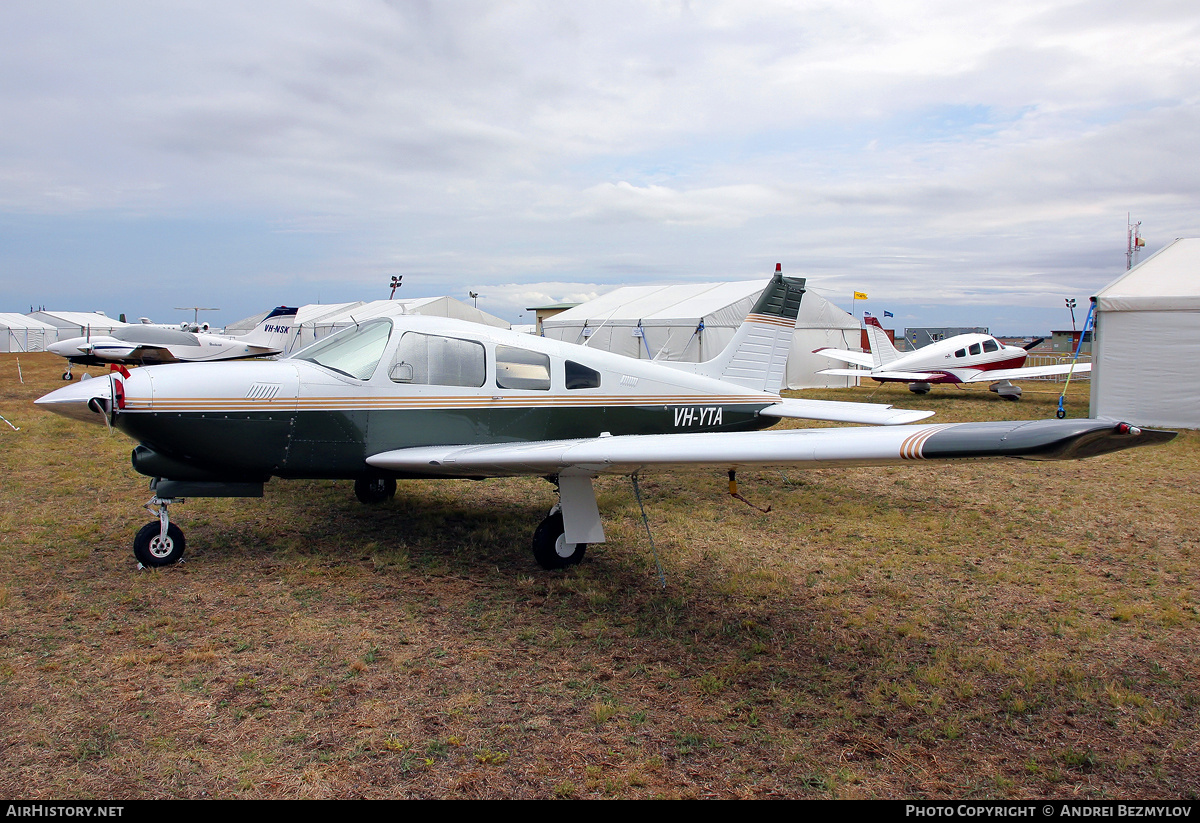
49, 328, 273, 367
113, 315, 781, 483
871, 334, 1027, 383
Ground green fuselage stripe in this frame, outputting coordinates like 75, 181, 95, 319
119, 403, 775, 480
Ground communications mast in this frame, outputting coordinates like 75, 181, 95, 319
1126, 215, 1145, 270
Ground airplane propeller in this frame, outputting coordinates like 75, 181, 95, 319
1022, 338, 1045, 351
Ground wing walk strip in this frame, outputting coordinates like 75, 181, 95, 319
122, 393, 778, 412
900, 425, 954, 459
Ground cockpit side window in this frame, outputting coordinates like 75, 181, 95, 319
496, 345, 551, 390
565, 360, 601, 389
292, 319, 391, 380
983, 339, 999, 353
390, 332, 485, 387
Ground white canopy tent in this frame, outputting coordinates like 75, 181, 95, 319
230, 297, 512, 355
0, 314, 58, 352
1090, 237, 1200, 428
26, 311, 127, 340
540, 281, 860, 389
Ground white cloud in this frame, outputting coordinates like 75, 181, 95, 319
1, 1, 1199, 327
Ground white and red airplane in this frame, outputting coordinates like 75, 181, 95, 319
813, 316, 1090, 400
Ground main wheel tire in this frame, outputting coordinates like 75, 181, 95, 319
532, 511, 587, 570
61, 372, 73, 381
133, 521, 186, 567
355, 476, 397, 504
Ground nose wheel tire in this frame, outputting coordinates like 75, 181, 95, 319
355, 476, 397, 504
133, 522, 186, 567
532, 511, 587, 570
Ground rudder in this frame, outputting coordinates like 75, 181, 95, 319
692, 264, 805, 392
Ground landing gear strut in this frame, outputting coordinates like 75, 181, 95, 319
134, 497, 186, 567
532, 508, 587, 570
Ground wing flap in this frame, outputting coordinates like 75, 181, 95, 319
962, 362, 1092, 383
366, 419, 1172, 478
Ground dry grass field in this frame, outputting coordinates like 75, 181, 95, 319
1, 352, 1196, 799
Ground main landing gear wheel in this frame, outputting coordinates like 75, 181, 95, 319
133, 521, 186, 567
61, 371, 73, 381
355, 476, 397, 504
532, 511, 587, 570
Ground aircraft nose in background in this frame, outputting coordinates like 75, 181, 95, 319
47, 338, 85, 356
35, 376, 114, 425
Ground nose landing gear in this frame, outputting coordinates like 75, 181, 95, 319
133, 496, 186, 567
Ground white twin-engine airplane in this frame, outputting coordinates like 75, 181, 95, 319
813, 315, 1092, 399
47, 306, 298, 380
36, 267, 1169, 571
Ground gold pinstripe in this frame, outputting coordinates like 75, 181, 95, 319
745, 314, 797, 329
122, 393, 777, 413
899, 425, 953, 459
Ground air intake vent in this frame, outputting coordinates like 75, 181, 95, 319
246, 383, 281, 400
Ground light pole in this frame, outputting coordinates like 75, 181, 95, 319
389, 275, 403, 299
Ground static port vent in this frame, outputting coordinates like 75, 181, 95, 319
246, 383, 281, 400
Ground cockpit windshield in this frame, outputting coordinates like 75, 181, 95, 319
291, 319, 392, 380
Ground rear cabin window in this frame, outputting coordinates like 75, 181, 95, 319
565, 360, 601, 389
389, 332, 485, 387
969, 343, 982, 355
955, 348, 967, 358
496, 345, 551, 390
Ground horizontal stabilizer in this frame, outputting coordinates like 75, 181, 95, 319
818, 367, 941, 381
758, 398, 933, 425
811, 347, 876, 369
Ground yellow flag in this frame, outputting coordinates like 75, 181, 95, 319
853, 291, 868, 300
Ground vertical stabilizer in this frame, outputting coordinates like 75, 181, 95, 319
239, 307, 299, 353
689, 264, 805, 392
863, 315, 901, 367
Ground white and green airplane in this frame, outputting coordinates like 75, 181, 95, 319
36, 266, 1172, 570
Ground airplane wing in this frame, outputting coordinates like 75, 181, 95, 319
817, 367, 943, 381
87, 343, 179, 364
811, 347, 876, 368
958, 362, 1092, 383
366, 419, 1172, 479
758, 398, 933, 425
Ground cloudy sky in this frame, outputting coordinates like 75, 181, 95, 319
2, 0, 1198, 333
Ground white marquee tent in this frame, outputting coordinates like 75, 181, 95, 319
26, 311, 127, 340
228, 296, 511, 355
539, 281, 860, 389
1090, 237, 1200, 428
0, 313, 58, 352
